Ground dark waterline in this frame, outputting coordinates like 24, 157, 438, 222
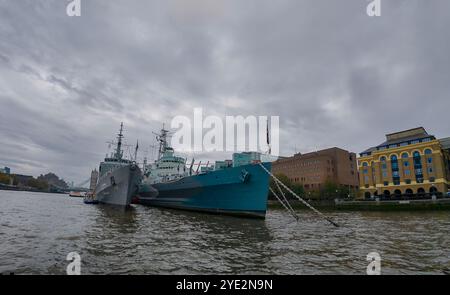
1, 190, 449, 275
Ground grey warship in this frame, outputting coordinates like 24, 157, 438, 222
93, 123, 142, 206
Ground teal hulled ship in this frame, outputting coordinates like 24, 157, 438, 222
135, 128, 272, 218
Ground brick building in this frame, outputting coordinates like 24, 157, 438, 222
272, 147, 359, 192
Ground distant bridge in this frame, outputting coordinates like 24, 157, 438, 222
74, 178, 90, 188
60, 178, 91, 193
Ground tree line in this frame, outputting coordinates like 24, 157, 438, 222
269, 173, 357, 200
0, 172, 68, 192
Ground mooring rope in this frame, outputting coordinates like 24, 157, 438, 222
269, 187, 299, 221
273, 177, 298, 220
259, 163, 340, 227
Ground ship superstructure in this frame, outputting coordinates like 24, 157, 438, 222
93, 123, 142, 206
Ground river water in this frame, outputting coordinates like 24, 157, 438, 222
0, 190, 449, 275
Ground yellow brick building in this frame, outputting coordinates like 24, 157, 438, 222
358, 127, 450, 199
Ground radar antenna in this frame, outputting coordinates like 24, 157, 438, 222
153, 124, 173, 160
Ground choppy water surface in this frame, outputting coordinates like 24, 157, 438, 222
1, 190, 449, 274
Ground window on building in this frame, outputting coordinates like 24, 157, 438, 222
383, 181, 389, 186
405, 179, 411, 184
391, 155, 400, 185
402, 153, 409, 159
429, 177, 435, 182
391, 159, 398, 169
413, 151, 424, 183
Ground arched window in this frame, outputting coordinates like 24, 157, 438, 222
362, 162, 369, 175
413, 151, 424, 183
401, 153, 410, 177
391, 155, 400, 185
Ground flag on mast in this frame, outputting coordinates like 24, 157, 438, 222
266, 118, 271, 155
134, 140, 139, 161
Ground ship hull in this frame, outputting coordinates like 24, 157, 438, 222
136, 162, 271, 218
94, 164, 141, 206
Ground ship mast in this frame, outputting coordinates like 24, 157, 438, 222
115, 122, 124, 159
154, 124, 170, 160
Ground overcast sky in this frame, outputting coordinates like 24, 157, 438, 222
0, 0, 449, 184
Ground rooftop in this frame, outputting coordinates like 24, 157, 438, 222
440, 137, 450, 150
276, 147, 354, 163
385, 127, 427, 141
360, 127, 436, 156
294, 147, 352, 157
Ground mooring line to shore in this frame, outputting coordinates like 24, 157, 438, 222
269, 187, 300, 221
273, 177, 296, 214
259, 163, 340, 227
273, 178, 299, 221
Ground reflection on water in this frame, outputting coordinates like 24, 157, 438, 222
80, 206, 274, 274
0, 190, 449, 274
